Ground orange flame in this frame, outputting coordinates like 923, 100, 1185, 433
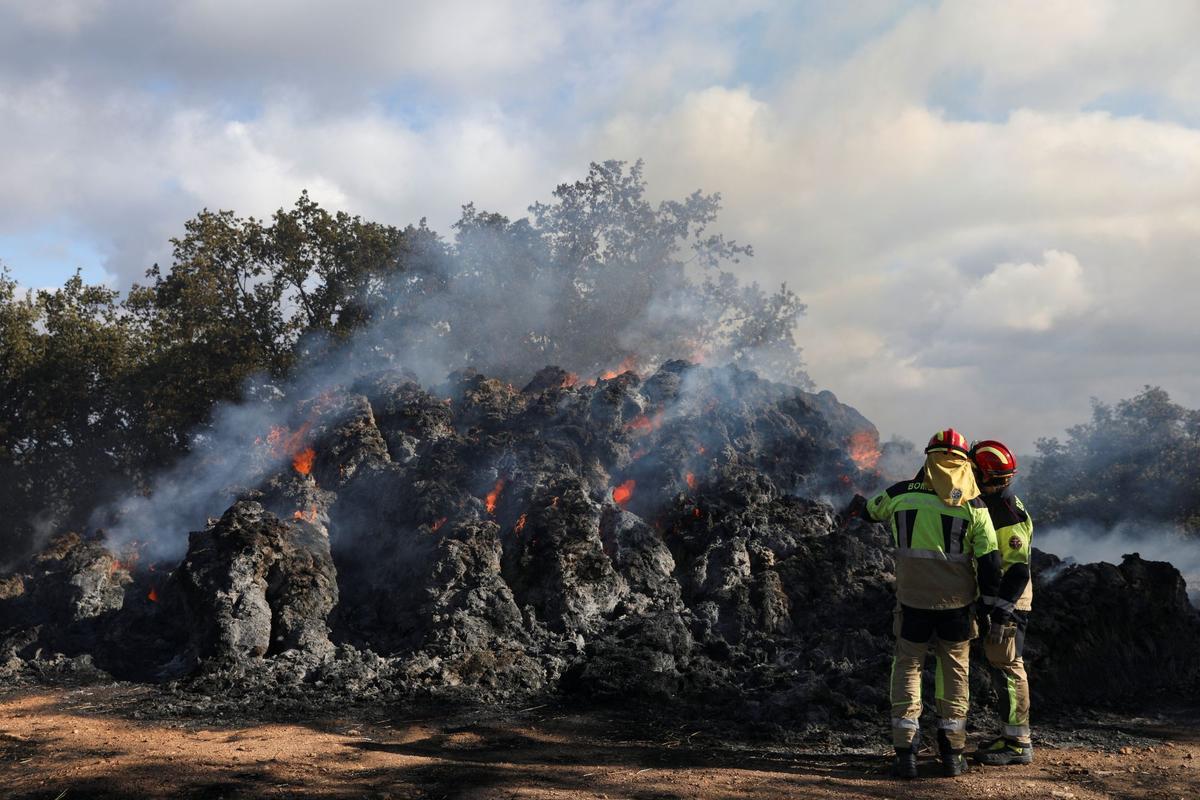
293, 447, 316, 476
601, 355, 639, 380
613, 479, 635, 507
685, 473, 697, 491
561, 373, 579, 389
514, 513, 527, 534
485, 479, 505, 514
431, 516, 447, 531
261, 423, 317, 477
147, 587, 159, 603
848, 430, 881, 471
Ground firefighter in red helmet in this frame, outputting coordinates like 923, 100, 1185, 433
969, 439, 1035, 765
845, 428, 1001, 778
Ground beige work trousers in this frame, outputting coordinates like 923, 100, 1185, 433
891, 621, 971, 750
983, 621, 1031, 742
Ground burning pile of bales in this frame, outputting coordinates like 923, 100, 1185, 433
2, 361, 1198, 728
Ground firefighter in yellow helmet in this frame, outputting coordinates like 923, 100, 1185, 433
969, 439, 1034, 765
844, 428, 1001, 778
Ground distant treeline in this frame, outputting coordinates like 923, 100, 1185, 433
0, 160, 807, 565
1026, 386, 1200, 536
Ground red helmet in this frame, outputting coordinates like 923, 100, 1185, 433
925, 428, 969, 456
970, 439, 1017, 486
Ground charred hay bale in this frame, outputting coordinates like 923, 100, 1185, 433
305, 393, 392, 488
270, 520, 338, 655
598, 508, 681, 614
502, 478, 625, 635
179, 504, 285, 660
520, 365, 577, 395
566, 610, 696, 700
355, 370, 455, 461
403, 519, 545, 694
0, 533, 144, 680
445, 370, 529, 430
21, 533, 130, 624
1025, 549, 1200, 707
178, 501, 336, 665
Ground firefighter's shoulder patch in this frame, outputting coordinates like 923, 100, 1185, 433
1008, 535, 1023, 551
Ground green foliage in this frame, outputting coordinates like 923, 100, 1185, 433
0, 162, 810, 565
1026, 387, 1200, 534
0, 269, 144, 561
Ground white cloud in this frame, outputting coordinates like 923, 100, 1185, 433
961, 250, 1091, 332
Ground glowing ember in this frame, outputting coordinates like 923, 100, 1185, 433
693, 507, 702, 518
431, 516, 447, 531
551, 496, 559, 508
697, 444, 706, 455
107, 548, 141, 579
312, 389, 339, 414
147, 587, 159, 602
601, 355, 640, 380
293, 447, 316, 476
485, 479, 506, 514
624, 411, 663, 436
630, 448, 648, 461
515, 513, 527, 534
685, 472, 697, 491
848, 430, 881, 471
613, 479, 635, 506
292, 505, 318, 523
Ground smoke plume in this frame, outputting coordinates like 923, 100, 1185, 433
1037, 521, 1200, 607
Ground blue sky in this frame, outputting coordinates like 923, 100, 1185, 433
3, 0, 1199, 451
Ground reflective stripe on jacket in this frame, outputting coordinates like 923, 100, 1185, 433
867, 477, 998, 610
981, 492, 1034, 611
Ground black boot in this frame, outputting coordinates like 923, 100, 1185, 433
938, 730, 968, 777
893, 746, 918, 779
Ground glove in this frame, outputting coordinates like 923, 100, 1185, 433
986, 606, 1014, 646
837, 494, 868, 530
974, 601, 992, 641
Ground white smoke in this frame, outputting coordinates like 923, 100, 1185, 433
1037, 521, 1200, 607
85, 167, 817, 563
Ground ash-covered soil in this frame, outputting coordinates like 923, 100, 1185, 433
3, 685, 1200, 800
2, 361, 1199, 738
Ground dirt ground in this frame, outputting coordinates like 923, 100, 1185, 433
2, 686, 1199, 800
